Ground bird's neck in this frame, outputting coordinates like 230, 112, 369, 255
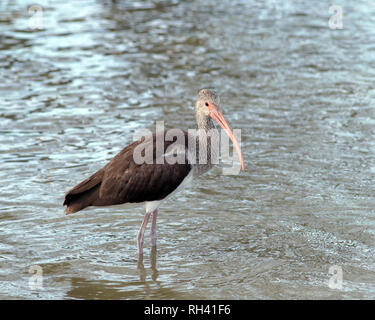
196, 113, 215, 132
193, 114, 219, 176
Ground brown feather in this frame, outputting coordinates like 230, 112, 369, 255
63, 130, 192, 214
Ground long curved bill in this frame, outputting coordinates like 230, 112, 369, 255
210, 107, 245, 171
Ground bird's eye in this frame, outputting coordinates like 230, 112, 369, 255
205, 102, 209, 107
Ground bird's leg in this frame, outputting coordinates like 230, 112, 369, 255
150, 209, 158, 247
137, 211, 151, 256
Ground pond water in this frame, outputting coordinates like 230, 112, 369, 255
0, 0, 374, 299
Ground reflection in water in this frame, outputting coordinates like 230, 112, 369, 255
137, 246, 159, 283
65, 247, 159, 299
66, 277, 126, 300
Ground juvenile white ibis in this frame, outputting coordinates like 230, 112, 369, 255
63, 89, 245, 255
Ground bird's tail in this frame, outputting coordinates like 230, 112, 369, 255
63, 169, 104, 215
64, 185, 100, 214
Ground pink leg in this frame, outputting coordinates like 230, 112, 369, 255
150, 209, 158, 247
137, 212, 151, 256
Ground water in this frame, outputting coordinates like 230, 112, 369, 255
1, 0, 375, 299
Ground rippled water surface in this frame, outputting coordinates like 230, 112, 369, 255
1, 0, 375, 299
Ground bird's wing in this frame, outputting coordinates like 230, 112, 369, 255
93, 131, 192, 206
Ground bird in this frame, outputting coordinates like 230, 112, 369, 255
63, 89, 245, 256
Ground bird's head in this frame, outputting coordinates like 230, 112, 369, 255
195, 88, 245, 171
196, 88, 221, 117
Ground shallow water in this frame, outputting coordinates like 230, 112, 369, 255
0, 0, 375, 299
